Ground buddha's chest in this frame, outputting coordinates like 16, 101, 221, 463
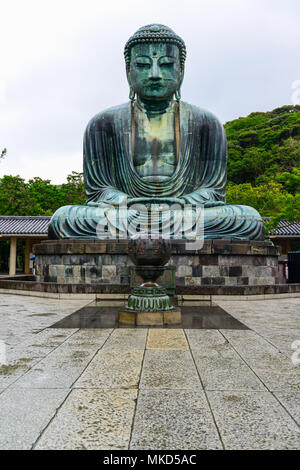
133, 109, 177, 181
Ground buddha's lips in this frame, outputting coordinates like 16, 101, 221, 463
146, 83, 165, 90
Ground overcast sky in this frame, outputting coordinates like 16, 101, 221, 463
1, 0, 299, 183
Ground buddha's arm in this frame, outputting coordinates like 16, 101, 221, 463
84, 113, 133, 206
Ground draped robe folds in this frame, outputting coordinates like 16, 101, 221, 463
48, 101, 265, 240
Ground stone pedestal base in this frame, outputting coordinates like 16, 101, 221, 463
118, 308, 182, 326
33, 239, 280, 286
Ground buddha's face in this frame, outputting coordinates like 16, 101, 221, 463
128, 43, 182, 101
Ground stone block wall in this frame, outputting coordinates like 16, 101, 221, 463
170, 254, 278, 286
33, 239, 280, 286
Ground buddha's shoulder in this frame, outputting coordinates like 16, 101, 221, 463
85, 102, 131, 131
180, 101, 223, 126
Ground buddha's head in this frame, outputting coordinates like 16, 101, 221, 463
124, 24, 186, 102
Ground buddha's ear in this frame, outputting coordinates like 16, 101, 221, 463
126, 64, 131, 85
175, 66, 185, 101
126, 65, 136, 102
129, 86, 136, 102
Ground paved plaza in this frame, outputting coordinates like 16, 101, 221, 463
0, 294, 299, 450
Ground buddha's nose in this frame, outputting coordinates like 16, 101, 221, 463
150, 61, 162, 80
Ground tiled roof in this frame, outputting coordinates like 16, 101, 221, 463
0, 216, 299, 237
0, 216, 50, 235
264, 218, 300, 236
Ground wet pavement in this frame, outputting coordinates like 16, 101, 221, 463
51, 301, 248, 330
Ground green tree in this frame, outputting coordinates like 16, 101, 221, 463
225, 105, 300, 186
266, 193, 300, 234
0, 175, 33, 215
60, 171, 86, 206
0, 173, 86, 216
226, 181, 284, 216
275, 167, 300, 195
27, 177, 65, 215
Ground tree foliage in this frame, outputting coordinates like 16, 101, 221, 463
226, 181, 284, 216
225, 105, 300, 186
0, 148, 6, 160
225, 105, 300, 228
0, 172, 86, 216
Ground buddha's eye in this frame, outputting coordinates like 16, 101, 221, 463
135, 61, 151, 68
159, 58, 175, 66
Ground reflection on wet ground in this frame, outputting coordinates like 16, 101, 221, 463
50, 301, 249, 330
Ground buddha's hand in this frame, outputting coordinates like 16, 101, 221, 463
200, 201, 227, 207
87, 201, 114, 209
87, 201, 100, 206
181, 190, 227, 207
127, 197, 185, 209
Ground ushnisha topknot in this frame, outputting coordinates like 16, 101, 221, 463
124, 24, 186, 70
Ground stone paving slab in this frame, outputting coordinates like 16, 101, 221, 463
35, 389, 137, 450
103, 328, 147, 350
0, 294, 87, 347
7, 328, 77, 354
74, 350, 144, 389
253, 328, 300, 357
207, 390, 300, 450
0, 329, 78, 389
59, 328, 113, 349
0, 295, 300, 450
217, 298, 300, 331
146, 329, 188, 350
251, 355, 300, 392
9, 329, 112, 389
186, 330, 265, 390
0, 358, 37, 389
221, 330, 300, 391
0, 388, 69, 449
11, 348, 96, 389
191, 342, 265, 391
274, 392, 300, 426
130, 389, 222, 450
140, 350, 201, 389
242, 319, 300, 331
220, 329, 283, 359
185, 329, 227, 350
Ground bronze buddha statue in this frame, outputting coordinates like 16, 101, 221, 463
48, 24, 264, 241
